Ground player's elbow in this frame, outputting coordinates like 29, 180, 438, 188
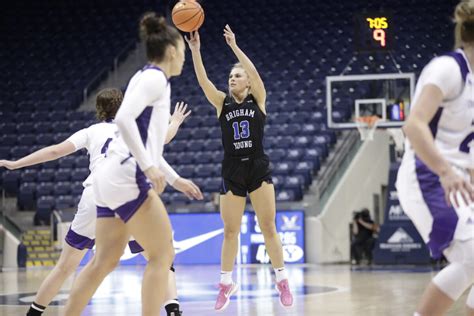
401, 118, 418, 140
114, 114, 128, 131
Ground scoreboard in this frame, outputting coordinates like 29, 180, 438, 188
355, 13, 393, 51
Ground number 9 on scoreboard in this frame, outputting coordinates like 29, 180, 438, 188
355, 13, 393, 51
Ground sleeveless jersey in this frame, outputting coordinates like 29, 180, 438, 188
219, 94, 266, 157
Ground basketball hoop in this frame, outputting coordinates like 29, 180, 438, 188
355, 115, 382, 141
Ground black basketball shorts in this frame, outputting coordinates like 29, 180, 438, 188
220, 154, 273, 197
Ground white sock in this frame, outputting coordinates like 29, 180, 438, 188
274, 267, 288, 282
220, 271, 233, 285
414, 313, 422, 316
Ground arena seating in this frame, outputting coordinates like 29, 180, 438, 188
0, 0, 454, 222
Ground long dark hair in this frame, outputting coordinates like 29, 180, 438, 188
139, 12, 182, 62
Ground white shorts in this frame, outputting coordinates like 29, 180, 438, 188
64, 185, 96, 250
94, 154, 152, 223
64, 173, 146, 253
396, 155, 474, 259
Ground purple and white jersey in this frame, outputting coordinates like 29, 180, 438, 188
66, 121, 117, 187
397, 49, 474, 260
108, 65, 178, 184
403, 49, 474, 170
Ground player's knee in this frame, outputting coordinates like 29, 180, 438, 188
258, 220, 277, 236
146, 243, 175, 265
55, 259, 78, 277
223, 225, 240, 239
91, 253, 121, 274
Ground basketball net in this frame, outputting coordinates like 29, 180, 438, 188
355, 115, 382, 141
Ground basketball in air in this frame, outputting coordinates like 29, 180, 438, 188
172, 0, 205, 32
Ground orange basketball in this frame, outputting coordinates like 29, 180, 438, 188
172, 0, 205, 32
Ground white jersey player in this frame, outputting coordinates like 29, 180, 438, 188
63, 14, 203, 316
0, 88, 191, 316
396, 2, 474, 315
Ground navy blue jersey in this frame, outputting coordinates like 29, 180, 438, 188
218, 94, 266, 157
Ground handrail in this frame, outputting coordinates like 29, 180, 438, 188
50, 210, 63, 246
316, 130, 361, 209
0, 189, 23, 241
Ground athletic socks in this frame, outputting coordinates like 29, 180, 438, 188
26, 302, 46, 316
274, 267, 288, 282
220, 270, 233, 285
164, 299, 181, 316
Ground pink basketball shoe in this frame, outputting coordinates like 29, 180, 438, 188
214, 282, 238, 311
276, 279, 294, 308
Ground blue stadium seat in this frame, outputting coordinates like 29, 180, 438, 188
54, 182, 72, 196
194, 152, 213, 164
36, 196, 55, 225
1, 135, 17, 147
1, 170, 20, 194
283, 176, 304, 200
71, 182, 84, 196
74, 156, 89, 168
31, 111, 50, 121
177, 165, 194, 178
71, 168, 89, 182
20, 169, 38, 183
174, 128, 192, 140
267, 149, 286, 161
273, 136, 293, 149
37, 182, 54, 197
294, 161, 315, 183
163, 152, 178, 165
184, 116, 203, 128
58, 156, 76, 169
273, 162, 295, 176
34, 122, 54, 133
287, 149, 304, 161
18, 134, 36, 146
1, 123, 16, 134
70, 121, 87, 132
276, 190, 296, 202
293, 136, 311, 148
169, 192, 190, 204
168, 140, 187, 152
271, 175, 285, 190
180, 152, 195, 165
195, 164, 216, 178
188, 140, 205, 152
55, 195, 76, 210
17, 122, 36, 133
52, 121, 71, 133
35, 133, 55, 146
53, 133, 70, 143
18, 182, 36, 210
0, 146, 10, 159
193, 127, 209, 139
10, 146, 30, 159
201, 177, 222, 193
205, 139, 222, 151
55, 168, 72, 182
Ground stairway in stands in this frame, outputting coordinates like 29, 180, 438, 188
23, 229, 60, 267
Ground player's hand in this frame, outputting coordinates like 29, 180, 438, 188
144, 166, 167, 194
185, 31, 200, 51
439, 168, 474, 208
0, 160, 18, 170
172, 178, 203, 200
223, 24, 237, 48
170, 102, 191, 125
